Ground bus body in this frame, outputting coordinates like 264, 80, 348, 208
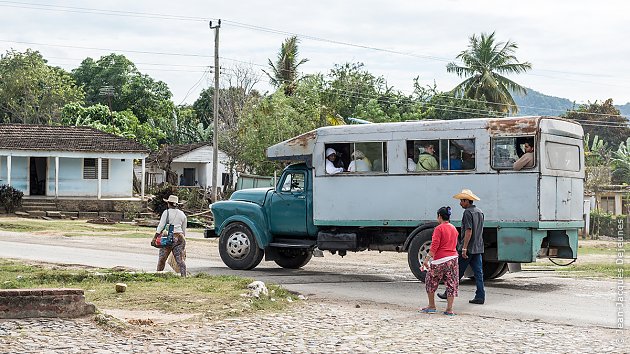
210, 116, 584, 280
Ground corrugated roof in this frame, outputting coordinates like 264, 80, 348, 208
148, 142, 209, 162
0, 124, 149, 153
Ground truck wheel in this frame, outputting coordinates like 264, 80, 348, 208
407, 229, 433, 282
274, 248, 313, 269
483, 262, 508, 280
219, 222, 264, 270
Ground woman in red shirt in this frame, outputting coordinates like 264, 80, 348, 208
421, 206, 459, 315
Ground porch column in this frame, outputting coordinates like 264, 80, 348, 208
141, 158, 146, 200
97, 157, 102, 200
54, 156, 59, 198
6, 155, 11, 186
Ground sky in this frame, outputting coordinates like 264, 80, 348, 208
1, 0, 629, 107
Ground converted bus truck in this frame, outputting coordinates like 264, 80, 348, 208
209, 116, 584, 280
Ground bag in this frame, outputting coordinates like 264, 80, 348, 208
151, 210, 175, 248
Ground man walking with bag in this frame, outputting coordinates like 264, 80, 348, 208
438, 189, 485, 304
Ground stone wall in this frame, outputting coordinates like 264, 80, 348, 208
0, 288, 96, 319
55, 199, 145, 213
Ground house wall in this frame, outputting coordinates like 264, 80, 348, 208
1, 155, 137, 198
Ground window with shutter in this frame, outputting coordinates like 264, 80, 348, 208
83, 158, 109, 179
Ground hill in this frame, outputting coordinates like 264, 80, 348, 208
513, 88, 629, 119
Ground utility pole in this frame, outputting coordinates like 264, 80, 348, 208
209, 19, 221, 203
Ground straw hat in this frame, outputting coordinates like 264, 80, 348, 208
453, 189, 480, 201
163, 195, 183, 204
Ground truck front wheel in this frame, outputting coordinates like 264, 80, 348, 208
274, 248, 313, 269
219, 222, 264, 270
407, 229, 433, 282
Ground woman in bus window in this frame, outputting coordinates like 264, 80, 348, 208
348, 149, 372, 172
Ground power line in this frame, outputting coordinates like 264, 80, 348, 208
0, 1, 627, 82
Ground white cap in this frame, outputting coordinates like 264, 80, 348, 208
325, 148, 336, 157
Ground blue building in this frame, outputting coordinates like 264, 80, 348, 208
0, 124, 149, 199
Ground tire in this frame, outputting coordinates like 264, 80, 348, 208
407, 229, 433, 282
273, 248, 313, 269
218, 222, 264, 270
483, 261, 508, 280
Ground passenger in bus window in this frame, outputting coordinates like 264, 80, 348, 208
325, 148, 344, 174
407, 149, 417, 171
442, 150, 462, 170
415, 143, 439, 172
513, 138, 535, 171
348, 149, 372, 172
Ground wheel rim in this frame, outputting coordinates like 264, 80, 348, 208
226, 232, 250, 260
417, 240, 431, 264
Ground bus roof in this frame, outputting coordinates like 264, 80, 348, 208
266, 116, 581, 160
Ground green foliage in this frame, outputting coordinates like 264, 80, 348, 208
0, 49, 84, 123
589, 209, 628, 239
564, 99, 630, 148
71, 53, 175, 147
263, 36, 309, 95
446, 32, 532, 114
612, 137, 630, 184
175, 187, 209, 211
60, 102, 164, 149
237, 91, 319, 175
0, 184, 24, 213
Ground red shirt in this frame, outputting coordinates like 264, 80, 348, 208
429, 222, 459, 260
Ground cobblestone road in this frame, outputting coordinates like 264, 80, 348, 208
0, 301, 625, 353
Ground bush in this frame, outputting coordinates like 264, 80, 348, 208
148, 184, 176, 216
590, 210, 629, 239
0, 185, 24, 213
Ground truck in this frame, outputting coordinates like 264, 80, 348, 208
208, 116, 584, 280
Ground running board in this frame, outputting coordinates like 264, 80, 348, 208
268, 239, 316, 249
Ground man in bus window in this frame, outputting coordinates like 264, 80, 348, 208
415, 143, 439, 172
438, 189, 485, 304
513, 139, 535, 171
325, 148, 344, 174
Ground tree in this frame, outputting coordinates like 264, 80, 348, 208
612, 137, 630, 185
263, 36, 309, 95
446, 32, 532, 114
564, 99, 630, 148
71, 53, 174, 135
0, 49, 84, 123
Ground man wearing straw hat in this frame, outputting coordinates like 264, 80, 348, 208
155, 195, 188, 277
438, 188, 486, 304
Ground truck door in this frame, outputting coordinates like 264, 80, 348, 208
269, 171, 308, 236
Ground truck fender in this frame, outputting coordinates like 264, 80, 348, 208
403, 222, 438, 251
217, 215, 272, 250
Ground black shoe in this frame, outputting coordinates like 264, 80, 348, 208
437, 292, 447, 300
469, 298, 485, 304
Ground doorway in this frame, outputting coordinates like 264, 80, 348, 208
29, 157, 47, 196
181, 168, 196, 186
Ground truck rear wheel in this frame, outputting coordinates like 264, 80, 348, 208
407, 229, 433, 282
483, 261, 509, 280
273, 248, 313, 269
219, 222, 264, 270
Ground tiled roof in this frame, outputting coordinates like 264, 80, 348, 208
0, 124, 149, 153
148, 142, 209, 162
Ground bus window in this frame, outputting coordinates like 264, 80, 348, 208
409, 139, 475, 172
325, 142, 387, 174
545, 142, 580, 172
492, 136, 536, 170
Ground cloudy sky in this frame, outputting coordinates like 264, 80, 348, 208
1, 0, 629, 107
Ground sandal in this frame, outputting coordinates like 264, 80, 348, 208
443, 311, 456, 316
420, 307, 437, 314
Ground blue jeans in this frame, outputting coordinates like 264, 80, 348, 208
457, 253, 485, 300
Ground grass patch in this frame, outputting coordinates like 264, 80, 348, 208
0, 259, 299, 319
0, 222, 48, 232
524, 260, 629, 278
0, 218, 155, 236
577, 243, 630, 255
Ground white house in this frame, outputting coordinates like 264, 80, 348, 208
0, 124, 149, 199
143, 143, 230, 189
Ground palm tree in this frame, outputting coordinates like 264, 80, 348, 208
263, 36, 309, 95
446, 32, 532, 114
